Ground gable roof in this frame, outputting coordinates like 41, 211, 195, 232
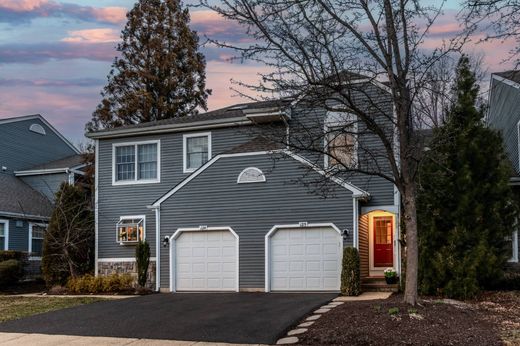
0, 114, 79, 154
494, 70, 520, 85
152, 148, 369, 207
25, 155, 84, 171
0, 173, 53, 219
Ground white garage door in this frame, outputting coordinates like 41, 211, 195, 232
269, 227, 342, 291
175, 230, 237, 291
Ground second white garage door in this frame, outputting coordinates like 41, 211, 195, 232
269, 227, 342, 291
175, 230, 238, 291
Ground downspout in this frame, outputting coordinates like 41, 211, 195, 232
147, 204, 161, 292
94, 139, 99, 277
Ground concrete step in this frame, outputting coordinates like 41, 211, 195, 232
361, 282, 399, 292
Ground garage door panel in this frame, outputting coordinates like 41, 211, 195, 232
175, 230, 237, 292
270, 227, 341, 291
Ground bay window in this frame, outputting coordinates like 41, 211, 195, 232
117, 216, 145, 244
113, 141, 160, 184
184, 132, 211, 173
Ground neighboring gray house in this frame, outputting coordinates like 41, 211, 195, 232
487, 70, 520, 263
0, 114, 84, 263
87, 78, 401, 293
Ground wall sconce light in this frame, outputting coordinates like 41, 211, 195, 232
342, 229, 350, 240
163, 236, 170, 247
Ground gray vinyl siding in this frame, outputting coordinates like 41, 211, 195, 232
20, 173, 68, 202
159, 154, 354, 290
7, 219, 29, 251
0, 118, 77, 173
97, 126, 256, 259
488, 78, 520, 174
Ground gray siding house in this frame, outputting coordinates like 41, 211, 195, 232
0, 114, 84, 265
487, 71, 520, 263
88, 79, 401, 292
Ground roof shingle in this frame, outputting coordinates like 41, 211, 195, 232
0, 174, 53, 218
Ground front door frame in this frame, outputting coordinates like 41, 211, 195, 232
364, 209, 398, 276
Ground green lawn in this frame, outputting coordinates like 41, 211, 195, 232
0, 297, 106, 322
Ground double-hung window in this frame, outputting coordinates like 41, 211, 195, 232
0, 220, 7, 251
113, 141, 160, 184
29, 223, 46, 258
183, 132, 211, 173
325, 112, 358, 169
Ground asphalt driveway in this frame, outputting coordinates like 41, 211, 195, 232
0, 293, 337, 344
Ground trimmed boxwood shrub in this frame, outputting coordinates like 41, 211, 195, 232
66, 274, 134, 294
0, 259, 24, 287
341, 247, 361, 296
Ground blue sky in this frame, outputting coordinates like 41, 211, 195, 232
0, 0, 510, 145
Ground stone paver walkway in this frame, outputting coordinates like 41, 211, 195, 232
334, 291, 392, 301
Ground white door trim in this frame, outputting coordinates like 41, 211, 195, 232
367, 211, 397, 275
264, 223, 343, 292
169, 226, 239, 293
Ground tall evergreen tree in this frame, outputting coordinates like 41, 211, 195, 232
417, 55, 517, 299
86, 0, 211, 132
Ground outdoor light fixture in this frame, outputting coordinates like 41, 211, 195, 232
163, 236, 169, 247
342, 229, 350, 240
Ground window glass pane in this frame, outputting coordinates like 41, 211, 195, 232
31, 225, 46, 257
186, 136, 209, 170
329, 128, 356, 168
116, 146, 135, 181
138, 144, 157, 180
0, 223, 4, 237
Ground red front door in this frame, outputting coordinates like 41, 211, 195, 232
373, 216, 393, 267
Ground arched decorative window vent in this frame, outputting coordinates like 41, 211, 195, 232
29, 123, 46, 135
237, 167, 266, 184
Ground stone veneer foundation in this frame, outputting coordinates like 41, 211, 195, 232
98, 260, 156, 289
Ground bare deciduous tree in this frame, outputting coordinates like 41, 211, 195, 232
200, 0, 467, 305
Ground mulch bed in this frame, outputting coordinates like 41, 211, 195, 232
297, 293, 503, 346
0, 279, 46, 295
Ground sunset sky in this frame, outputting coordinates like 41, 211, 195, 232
0, 0, 514, 145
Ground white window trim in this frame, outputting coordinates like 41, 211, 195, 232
169, 226, 239, 293
510, 230, 519, 263
183, 132, 212, 173
264, 223, 343, 292
116, 215, 146, 245
323, 112, 359, 170
112, 140, 161, 186
237, 167, 266, 184
517, 120, 520, 173
29, 222, 47, 260
0, 219, 8, 251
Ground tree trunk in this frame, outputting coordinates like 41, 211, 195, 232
402, 182, 419, 305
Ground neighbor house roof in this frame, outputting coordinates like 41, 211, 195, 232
25, 155, 84, 171
494, 70, 520, 84
0, 114, 79, 154
0, 173, 53, 219
225, 136, 284, 154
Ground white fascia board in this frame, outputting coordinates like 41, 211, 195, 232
0, 211, 50, 220
153, 151, 273, 206
153, 149, 369, 207
86, 117, 252, 139
492, 74, 520, 89
14, 168, 69, 176
283, 150, 370, 198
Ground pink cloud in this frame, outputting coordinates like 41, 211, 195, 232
0, 0, 127, 24
61, 28, 119, 43
91, 7, 126, 25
